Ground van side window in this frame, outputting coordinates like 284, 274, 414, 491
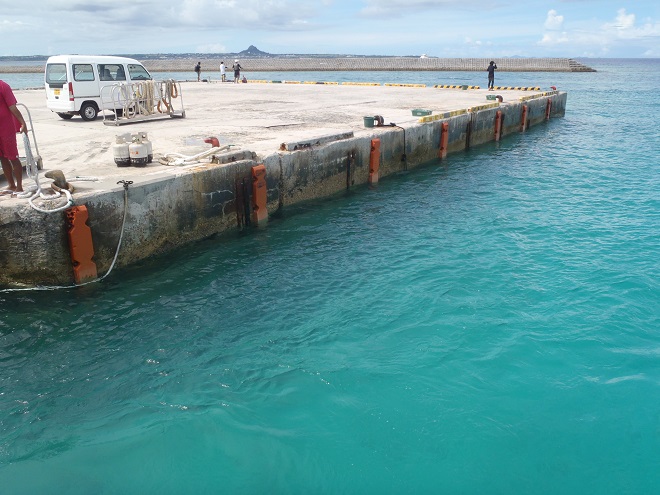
127, 64, 151, 81
73, 64, 95, 82
98, 64, 126, 81
98, 65, 112, 81
46, 64, 67, 84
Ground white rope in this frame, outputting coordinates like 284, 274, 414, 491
28, 188, 73, 214
11, 129, 91, 212
158, 145, 234, 166
70, 176, 100, 182
15, 135, 74, 211
23, 133, 39, 179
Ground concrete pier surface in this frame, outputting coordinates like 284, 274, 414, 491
0, 80, 567, 287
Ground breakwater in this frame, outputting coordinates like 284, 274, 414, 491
0, 57, 595, 73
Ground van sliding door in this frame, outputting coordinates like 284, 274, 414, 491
72, 64, 99, 98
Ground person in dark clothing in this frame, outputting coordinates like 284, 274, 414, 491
232, 60, 242, 83
194, 62, 201, 82
487, 61, 497, 90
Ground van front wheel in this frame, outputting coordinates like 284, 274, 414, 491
57, 112, 74, 120
79, 103, 98, 121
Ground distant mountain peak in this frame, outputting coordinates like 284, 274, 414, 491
238, 45, 269, 56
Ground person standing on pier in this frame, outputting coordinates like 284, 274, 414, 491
233, 60, 242, 83
487, 61, 497, 90
194, 62, 201, 82
0, 80, 28, 195
220, 61, 226, 82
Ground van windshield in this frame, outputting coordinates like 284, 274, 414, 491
128, 64, 152, 81
46, 64, 67, 85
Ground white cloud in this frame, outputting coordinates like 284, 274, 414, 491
536, 8, 660, 56
538, 32, 569, 47
544, 10, 564, 30
538, 10, 567, 48
464, 37, 483, 46
0, 19, 26, 32
605, 8, 635, 30
10, 0, 321, 31
601, 8, 660, 40
195, 43, 228, 54
359, 0, 489, 18
176, 0, 319, 29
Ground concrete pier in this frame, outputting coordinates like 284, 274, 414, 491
0, 81, 566, 287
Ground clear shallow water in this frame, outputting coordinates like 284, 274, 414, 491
1, 59, 659, 494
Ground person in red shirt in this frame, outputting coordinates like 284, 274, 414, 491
0, 80, 28, 194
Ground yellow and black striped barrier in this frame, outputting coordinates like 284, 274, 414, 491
341, 82, 381, 86
434, 85, 480, 90
249, 80, 272, 84
492, 86, 541, 91
384, 83, 427, 88
418, 108, 468, 123
519, 90, 558, 102
303, 81, 339, 85
468, 102, 500, 112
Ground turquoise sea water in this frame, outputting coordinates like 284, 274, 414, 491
1, 59, 659, 494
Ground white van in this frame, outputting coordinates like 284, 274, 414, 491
45, 55, 152, 121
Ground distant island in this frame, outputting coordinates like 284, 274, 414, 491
0, 45, 596, 72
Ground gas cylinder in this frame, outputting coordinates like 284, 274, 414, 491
139, 132, 153, 163
129, 135, 148, 167
113, 135, 130, 167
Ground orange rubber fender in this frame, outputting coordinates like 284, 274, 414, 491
65, 205, 98, 284
545, 99, 552, 120
520, 105, 528, 132
494, 110, 503, 142
251, 164, 268, 226
369, 138, 381, 185
438, 122, 449, 159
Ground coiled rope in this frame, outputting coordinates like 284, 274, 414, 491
10, 134, 75, 212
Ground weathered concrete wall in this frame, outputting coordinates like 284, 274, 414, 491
0, 92, 566, 287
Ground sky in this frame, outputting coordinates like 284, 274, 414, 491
1, 1, 658, 58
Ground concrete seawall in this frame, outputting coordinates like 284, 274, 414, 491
0, 84, 566, 287
0, 57, 595, 73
